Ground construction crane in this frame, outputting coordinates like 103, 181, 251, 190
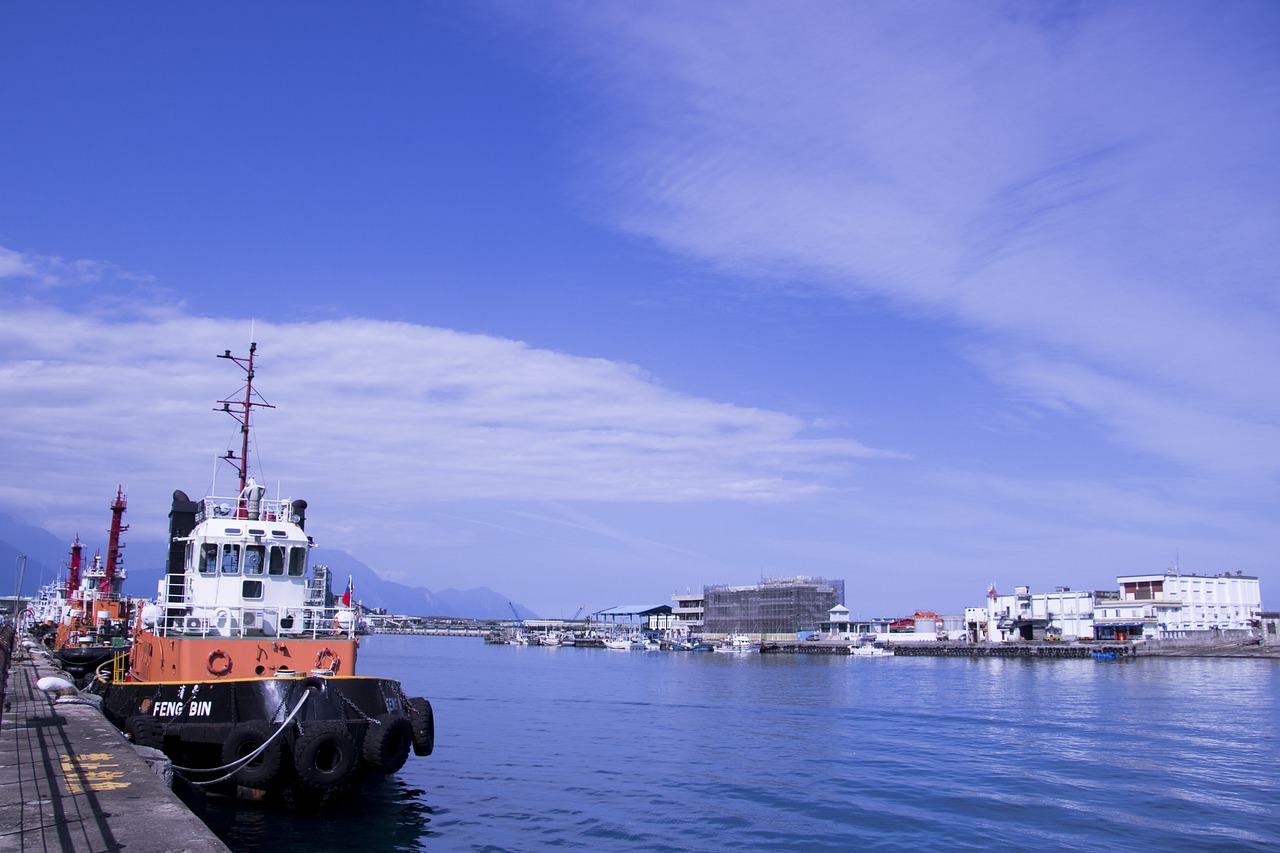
572, 605, 585, 621
508, 602, 523, 625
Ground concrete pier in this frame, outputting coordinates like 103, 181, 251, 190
0, 628, 229, 853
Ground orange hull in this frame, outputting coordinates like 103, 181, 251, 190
129, 628, 360, 683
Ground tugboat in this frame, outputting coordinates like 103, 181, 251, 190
52, 488, 134, 685
90, 343, 434, 801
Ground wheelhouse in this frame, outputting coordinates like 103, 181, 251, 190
142, 480, 351, 641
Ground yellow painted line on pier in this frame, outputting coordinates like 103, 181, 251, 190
59, 752, 132, 794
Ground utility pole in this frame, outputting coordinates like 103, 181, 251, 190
12, 554, 27, 618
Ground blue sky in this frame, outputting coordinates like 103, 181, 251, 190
2, 2, 1277, 618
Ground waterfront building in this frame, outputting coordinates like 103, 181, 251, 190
973, 585, 1100, 642
592, 604, 673, 635
1094, 571, 1262, 640
669, 590, 705, 637
971, 572, 1265, 642
825, 604, 850, 635
1261, 612, 1280, 645
702, 576, 844, 638
818, 607, 893, 639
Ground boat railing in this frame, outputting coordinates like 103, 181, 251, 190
196, 494, 299, 525
153, 602, 356, 641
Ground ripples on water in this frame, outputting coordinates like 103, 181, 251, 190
204, 638, 1280, 852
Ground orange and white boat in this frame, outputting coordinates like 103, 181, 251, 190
51, 488, 134, 684
91, 342, 433, 800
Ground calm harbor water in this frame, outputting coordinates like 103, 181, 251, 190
203, 636, 1280, 852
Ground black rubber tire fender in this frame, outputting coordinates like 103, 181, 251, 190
292, 721, 359, 788
361, 714, 412, 774
127, 715, 165, 749
221, 721, 285, 788
406, 697, 434, 757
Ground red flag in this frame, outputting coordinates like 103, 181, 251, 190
341, 576, 353, 608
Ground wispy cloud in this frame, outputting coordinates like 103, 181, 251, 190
530, 1, 1280, 477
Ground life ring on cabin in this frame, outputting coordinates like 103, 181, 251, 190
222, 721, 284, 788
206, 648, 233, 677
213, 608, 232, 631
361, 714, 413, 774
315, 648, 340, 673
293, 721, 358, 788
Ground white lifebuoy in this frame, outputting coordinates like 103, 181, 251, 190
213, 608, 232, 630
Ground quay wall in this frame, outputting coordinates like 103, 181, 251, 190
0, 628, 230, 852
888, 642, 1134, 659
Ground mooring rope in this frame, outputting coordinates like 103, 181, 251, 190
170, 687, 312, 786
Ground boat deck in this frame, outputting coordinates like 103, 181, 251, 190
0, 629, 229, 853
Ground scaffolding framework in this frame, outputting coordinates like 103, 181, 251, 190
703, 577, 845, 635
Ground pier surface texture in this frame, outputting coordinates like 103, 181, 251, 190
0, 625, 230, 853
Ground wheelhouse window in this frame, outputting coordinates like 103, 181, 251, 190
268, 546, 286, 576
199, 544, 218, 575
244, 545, 265, 575
220, 544, 241, 575
288, 547, 307, 577
242, 580, 264, 600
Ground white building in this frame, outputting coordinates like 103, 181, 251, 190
669, 591, 705, 637
971, 572, 1264, 643
1094, 572, 1262, 640
972, 585, 1099, 642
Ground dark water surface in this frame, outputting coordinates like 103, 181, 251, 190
203, 636, 1280, 852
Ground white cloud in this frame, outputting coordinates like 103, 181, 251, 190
0, 292, 898, 550
531, 1, 1280, 475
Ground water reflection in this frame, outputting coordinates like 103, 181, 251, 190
201, 775, 435, 852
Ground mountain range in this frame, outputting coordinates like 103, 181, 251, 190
0, 510, 537, 620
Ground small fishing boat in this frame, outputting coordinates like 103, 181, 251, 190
713, 634, 759, 654
850, 644, 893, 657
89, 343, 433, 803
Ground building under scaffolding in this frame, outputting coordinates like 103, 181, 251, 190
703, 576, 845, 636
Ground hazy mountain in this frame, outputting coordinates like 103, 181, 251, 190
316, 549, 538, 619
0, 510, 537, 620
0, 512, 76, 598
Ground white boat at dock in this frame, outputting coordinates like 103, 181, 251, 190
713, 634, 759, 654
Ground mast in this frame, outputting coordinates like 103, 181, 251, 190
216, 342, 275, 493
66, 535, 82, 599
102, 486, 127, 594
